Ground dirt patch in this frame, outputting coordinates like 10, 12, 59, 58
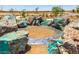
26, 26, 55, 38
26, 44, 48, 54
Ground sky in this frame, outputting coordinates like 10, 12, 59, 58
0, 0, 79, 5
0, 5, 77, 11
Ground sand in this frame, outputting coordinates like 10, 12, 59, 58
26, 44, 48, 54
26, 26, 55, 38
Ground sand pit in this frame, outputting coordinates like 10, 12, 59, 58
26, 26, 55, 38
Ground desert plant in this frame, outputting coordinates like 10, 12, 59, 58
21, 9, 26, 18
52, 6, 64, 17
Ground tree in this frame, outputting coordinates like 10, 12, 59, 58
51, 6, 64, 17
76, 6, 79, 13
10, 8, 14, 12
72, 9, 75, 13
21, 9, 26, 18
60, 9, 64, 16
35, 7, 39, 11
9, 8, 14, 14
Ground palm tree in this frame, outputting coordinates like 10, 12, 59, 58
51, 6, 64, 17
